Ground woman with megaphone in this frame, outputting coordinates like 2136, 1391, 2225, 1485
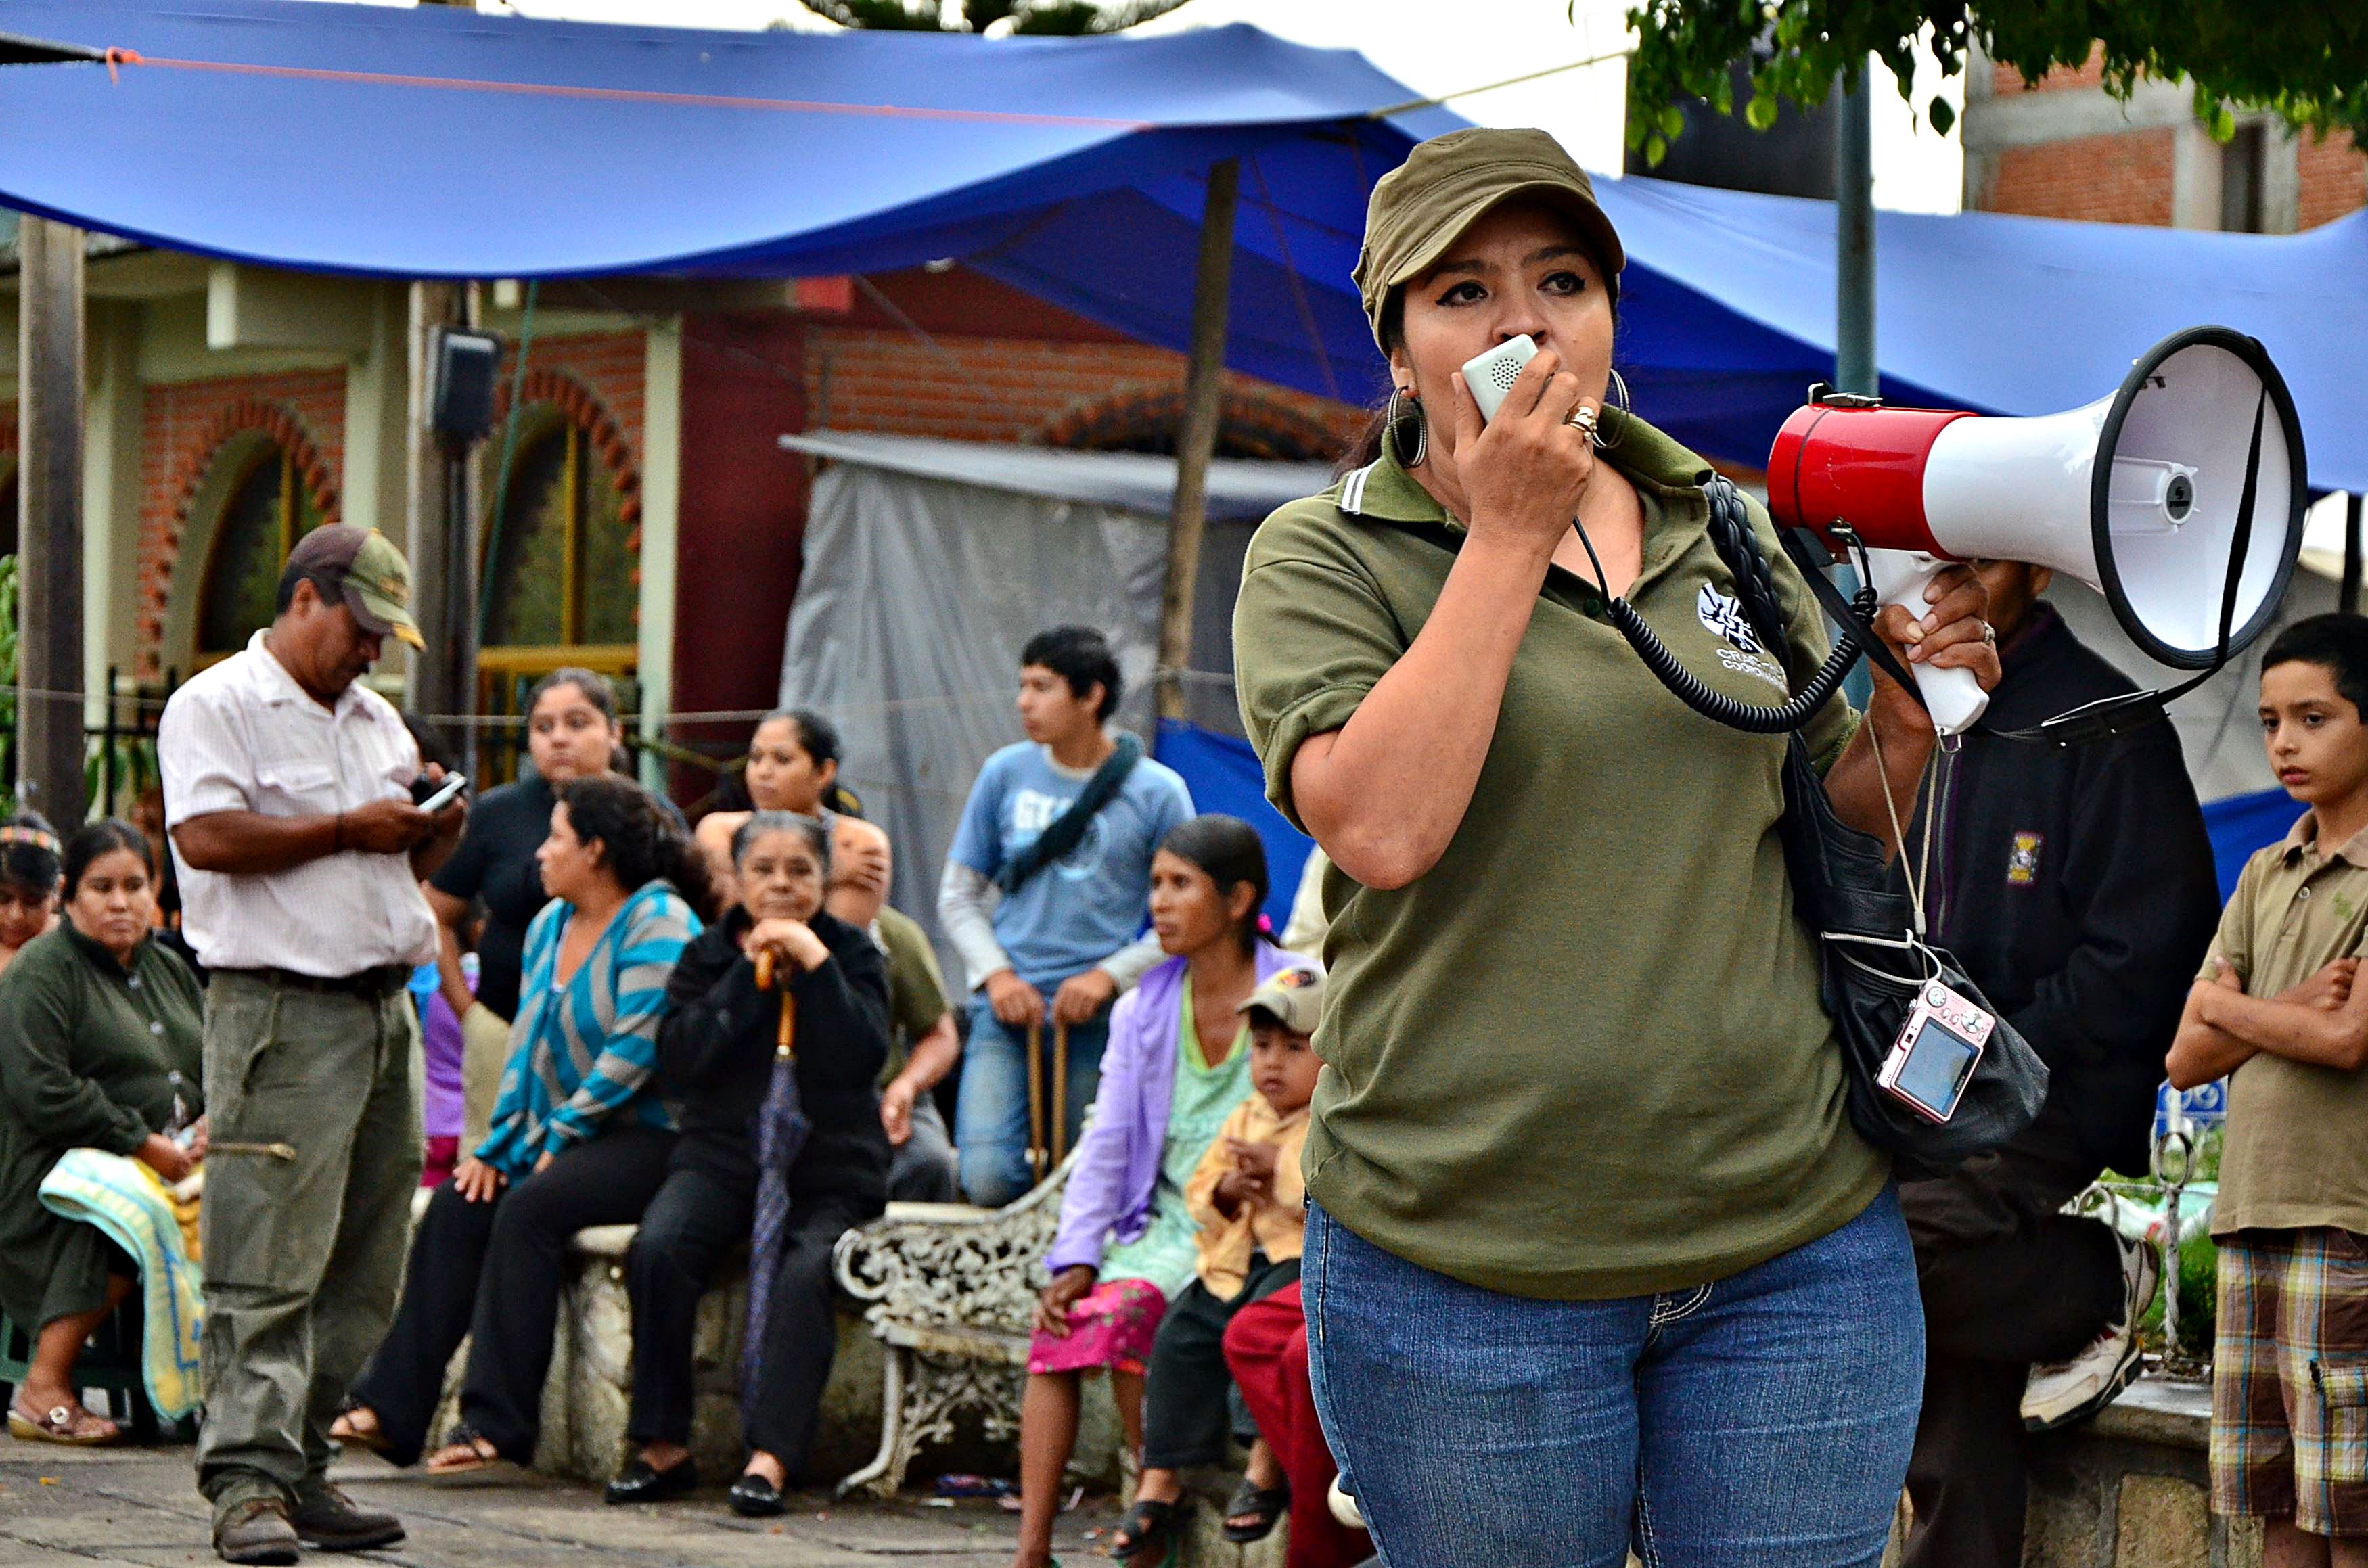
1231, 126, 2003, 1568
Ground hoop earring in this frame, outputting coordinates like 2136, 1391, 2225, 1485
1386, 389, 1428, 467
1593, 367, 1632, 451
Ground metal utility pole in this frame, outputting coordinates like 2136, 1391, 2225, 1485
1157, 158, 1239, 724
407, 283, 468, 729
16, 218, 86, 823
1834, 68, 1877, 397
2344, 492, 2363, 617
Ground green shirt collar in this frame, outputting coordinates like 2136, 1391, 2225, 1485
1334, 416, 1718, 527
1331, 417, 1727, 603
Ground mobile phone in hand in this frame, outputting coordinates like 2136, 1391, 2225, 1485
414, 773, 468, 813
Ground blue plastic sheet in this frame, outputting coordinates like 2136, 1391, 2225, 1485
0, 0, 2359, 488
2202, 786, 2300, 901
1154, 719, 1312, 936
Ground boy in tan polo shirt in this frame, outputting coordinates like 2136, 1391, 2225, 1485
2170, 614, 2368, 1566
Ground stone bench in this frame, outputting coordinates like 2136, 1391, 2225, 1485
2019, 1374, 2260, 1568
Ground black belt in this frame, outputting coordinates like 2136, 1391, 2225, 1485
217, 964, 413, 1000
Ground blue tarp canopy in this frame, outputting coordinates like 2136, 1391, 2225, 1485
0, 0, 2361, 490
1593, 177, 2368, 494
0, 0, 1452, 404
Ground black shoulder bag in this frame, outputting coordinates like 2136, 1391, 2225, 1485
1697, 480, 2049, 1176
994, 731, 1145, 896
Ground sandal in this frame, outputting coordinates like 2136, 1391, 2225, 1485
1108, 1497, 1178, 1561
7, 1398, 121, 1446
327, 1403, 393, 1457
423, 1425, 503, 1479
1221, 1477, 1290, 1543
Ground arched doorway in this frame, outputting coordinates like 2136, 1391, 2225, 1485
183, 422, 338, 666
475, 375, 642, 782
1039, 386, 1346, 463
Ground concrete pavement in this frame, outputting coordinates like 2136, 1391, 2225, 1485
0, 1435, 1116, 1567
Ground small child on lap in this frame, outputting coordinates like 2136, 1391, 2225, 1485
1115, 968, 1325, 1560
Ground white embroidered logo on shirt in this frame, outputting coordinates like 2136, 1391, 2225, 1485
1698, 586, 1763, 654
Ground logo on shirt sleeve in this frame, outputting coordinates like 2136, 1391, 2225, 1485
2007, 831, 2045, 887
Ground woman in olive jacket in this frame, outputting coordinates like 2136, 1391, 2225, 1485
0, 822, 202, 1444
606, 810, 891, 1515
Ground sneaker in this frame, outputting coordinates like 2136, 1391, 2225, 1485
212, 1497, 301, 1567
2022, 1232, 2161, 1432
291, 1479, 405, 1552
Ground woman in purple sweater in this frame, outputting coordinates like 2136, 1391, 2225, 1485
1006, 817, 1305, 1568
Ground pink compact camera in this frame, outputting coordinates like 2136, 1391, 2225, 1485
1876, 981, 1995, 1124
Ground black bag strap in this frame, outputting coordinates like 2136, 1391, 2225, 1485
994, 731, 1144, 895
1769, 527, 1928, 710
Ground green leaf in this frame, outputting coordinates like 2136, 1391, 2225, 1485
1645, 132, 1668, 166
1745, 90, 1779, 131
1658, 104, 1686, 137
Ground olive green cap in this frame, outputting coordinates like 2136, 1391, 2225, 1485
1353, 126, 1626, 350
285, 524, 425, 650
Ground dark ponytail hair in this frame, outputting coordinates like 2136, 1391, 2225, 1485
1158, 815, 1269, 956
756, 707, 863, 818
0, 809, 62, 900
63, 820, 154, 897
558, 775, 721, 923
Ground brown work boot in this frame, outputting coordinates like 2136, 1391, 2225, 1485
212, 1496, 300, 1566
292, 1479, 405, 1552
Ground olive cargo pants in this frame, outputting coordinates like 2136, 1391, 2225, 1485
195, 972, 422, 1508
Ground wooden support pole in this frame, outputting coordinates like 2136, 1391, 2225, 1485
16, 218, 87, 824
1157, 158, 1239, 724
2343, 492, 2363, 618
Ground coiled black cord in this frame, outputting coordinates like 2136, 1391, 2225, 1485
1574, 476, 1865, 735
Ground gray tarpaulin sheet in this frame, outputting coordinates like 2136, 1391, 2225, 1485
776, 431, 1331, 967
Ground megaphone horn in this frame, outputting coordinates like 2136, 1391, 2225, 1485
1767, 326, 2310, 738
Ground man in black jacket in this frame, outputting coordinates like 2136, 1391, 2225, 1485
1898, 563, 2221, 1568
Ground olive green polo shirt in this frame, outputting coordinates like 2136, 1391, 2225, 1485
2206, 811, 2368, 1237
1231, 421, 1886, 1300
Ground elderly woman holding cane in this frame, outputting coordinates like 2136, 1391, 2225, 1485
602, 811, 892, 1515
1231, 127, 2003, 1566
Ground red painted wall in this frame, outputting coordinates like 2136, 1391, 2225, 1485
673, 312, 810, 802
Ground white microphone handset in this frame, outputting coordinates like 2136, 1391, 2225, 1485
1859, 549, 1990, 737
1460, 335, 1539, 425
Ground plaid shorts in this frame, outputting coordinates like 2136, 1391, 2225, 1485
2212, 1227, 2368, 1536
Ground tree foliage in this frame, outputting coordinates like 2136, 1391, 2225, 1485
796, 0, 1187, 34
1623, 0, 2368, 166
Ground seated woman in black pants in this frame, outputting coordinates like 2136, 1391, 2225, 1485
604, 810, 890, 1515
334, 777, 714, 1473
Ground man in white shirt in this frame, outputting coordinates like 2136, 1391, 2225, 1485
160, 526, 465, 1566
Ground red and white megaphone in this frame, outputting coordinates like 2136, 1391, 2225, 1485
1767, 326, 2309, 736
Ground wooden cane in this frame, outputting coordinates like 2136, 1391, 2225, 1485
1026, 1021, 1048, 1183
753, 952, 796, 1061
1051, 1023, 1071, 1166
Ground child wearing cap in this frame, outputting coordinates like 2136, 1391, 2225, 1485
1112, 966, 1324, 1561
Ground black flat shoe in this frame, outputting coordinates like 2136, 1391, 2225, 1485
605, 1457, 699, 1505
727, 1471, 785, 1517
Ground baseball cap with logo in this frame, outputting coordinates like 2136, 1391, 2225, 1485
1352, 126, 1626, 351
284, 525, 425, 651
1237, 965, 1326, 1036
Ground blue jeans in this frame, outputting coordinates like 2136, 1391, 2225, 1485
1304, 1187, 1923, 1568
953, 996, 1109, 1207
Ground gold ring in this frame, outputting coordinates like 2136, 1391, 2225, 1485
1567, 406, 1599, 432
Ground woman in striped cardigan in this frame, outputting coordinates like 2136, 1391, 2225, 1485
335, 776, 716, 1474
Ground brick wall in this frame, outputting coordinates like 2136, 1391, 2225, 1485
1991, 47, 2109, 97
135, 370, 346, 678
514, 332, 647, 473
1986, 129, 2179, 226
2298, 129, 2367, 229
801, 326, 1363, 452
